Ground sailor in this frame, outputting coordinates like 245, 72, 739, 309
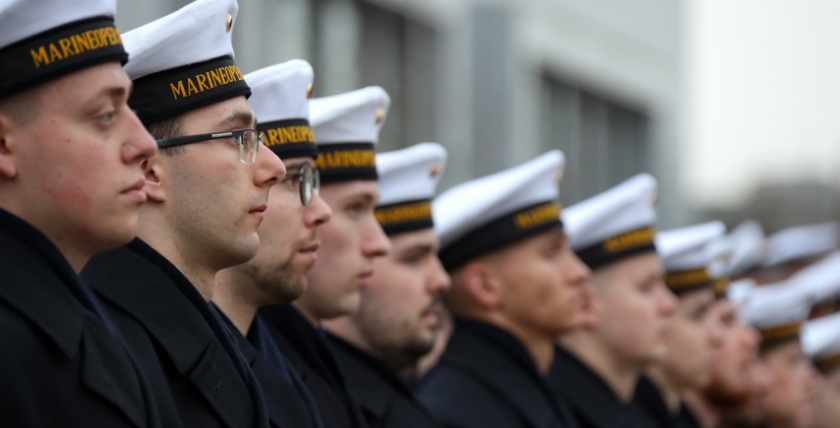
82, 1, 285, 426
258, 86, 393, 428
782, 251, 840, 318
550, 174, 675, 428
801, 312, 840, 428
214, 59, 331, 428
725, 220, 767, 283
416, 150, 589, 428
760, 222, 839, 283
632, 222, 727, 428
324, 142, 450, 428
737, 281, 819, 428
0, 0, 161, 425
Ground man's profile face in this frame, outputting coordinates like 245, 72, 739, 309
656, 288, 722, 389
702, 300, 760, 406
233, 156, 332, 304
299, 180, 391, 320
486, 227, 592, 337
351, 229, 450, 368
156, 96, 286, 269
591, 253, 676, 366
811, 368, 840, 428
758, 341, 818, 428
0, 62, 156, 258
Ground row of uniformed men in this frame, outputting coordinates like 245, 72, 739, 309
2, 0, 840, 428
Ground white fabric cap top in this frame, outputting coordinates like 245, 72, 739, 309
802, 312, 840, 371
246, 60, 317, 159
0, 0, 116, 49
435, 150, 565, 270
377, 143, 447, 207
787, 251, 840, 304
728, 278, 757, 309
763, 221, 839, 267
374, 143, 447, 235
310, 86, 390, 146
247, 59, 312, 124
738, 281, 812, 347
563, 173, 658, 269
123, 0, 238, 80
657, 221, 727, 273
707, 237, 733, 279
726, 220, 767, 276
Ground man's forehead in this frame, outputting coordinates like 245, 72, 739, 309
325, 180, 380, 199
283, 156, 316, 169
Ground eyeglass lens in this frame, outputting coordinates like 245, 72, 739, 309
239, 130, 260, 165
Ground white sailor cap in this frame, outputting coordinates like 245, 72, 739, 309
123, 0, 249, 125
728, 278, 757, 309
310, 86, 390, 183
707, 237, 734, 298
763, 222, 839, 267
0, 0, 127, 99
374, 143, 447, 236
738, 282, 812, 350
246, 60, 317, 159
656, 221, 726, 296
726, 220, 767, 277
788, 251, 840, 307
434, 150, 565, 270
563, 174, 658, 270
802, 312, 840, 374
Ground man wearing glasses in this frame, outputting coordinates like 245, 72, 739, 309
214, 60, 332, 428
258, 86, 392, 428
82, 1, 285, 427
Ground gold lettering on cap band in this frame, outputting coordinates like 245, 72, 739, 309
376, 201, 432, 226
169, 64, 245, 100
712, 277, 730, 297
514, 202, 562, 230
759, 321, 802, 344
603, 227, 656, 254
665, 268, 712, 290
30, 27, 123, 68
316, 149, 376, 170
261, 126, 315, 147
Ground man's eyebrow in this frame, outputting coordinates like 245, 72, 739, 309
216, 110, 255, 130
401, 243, 436, 257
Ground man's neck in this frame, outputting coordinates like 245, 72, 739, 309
645, 367, 682, 414
559, 331, 642, 401
137, 215, 216, 300
291, 300, 321, 326
212, 269, 259, 335
480, 313, 556, 374
681, 390, 720, 428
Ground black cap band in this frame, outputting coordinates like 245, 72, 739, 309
130, 55, 251, 125
0, 16, 128, 99
316, 142, 378, 183
758, 321, 802, 353
376, 199, 433, 236
665, 267, 713, 296
258, 118, 318, 159
575, 227, 657, 270
712, 277, 730, 300
439, 201, 562, 271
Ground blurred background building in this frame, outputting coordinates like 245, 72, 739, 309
117, 0, 840, 231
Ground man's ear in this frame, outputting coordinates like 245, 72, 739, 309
0, 114, 18, 179
459, 261, 503, 310
142, 156, 167, 203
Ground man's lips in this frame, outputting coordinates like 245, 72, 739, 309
121, 178, 147, 202
249, 204, 267, 218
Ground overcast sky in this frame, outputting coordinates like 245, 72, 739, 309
682, 0, 840, 210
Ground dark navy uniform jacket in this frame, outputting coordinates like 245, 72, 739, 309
631, 377, 701, 428
216, 307, 325, 428
0, 209, 161, 427
82, 239, 269, 428
328, 333, 444, 428
549, 346, 650, 428
416, 319, 578, 428
259, 303, 367, 428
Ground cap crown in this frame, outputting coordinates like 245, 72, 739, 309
802, 312, 840, 361
764, 221, 839, 267
0, 0, 115, 49
123, 0, 238, 80
246, 59, 312, 123
310, 86, 390, 145
377, 143, 447, 207
726, 219, 766, 276
657, 221, 726, 272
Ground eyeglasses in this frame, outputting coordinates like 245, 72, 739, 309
156, 128, 263, 165
282, 163, 320, 206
